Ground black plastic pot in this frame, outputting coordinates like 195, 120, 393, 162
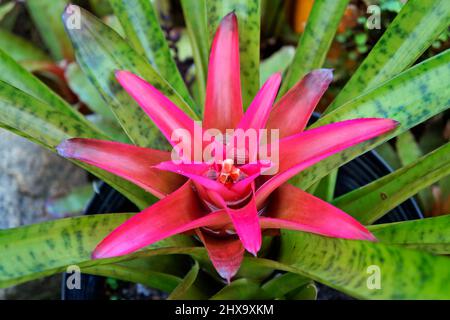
62, 115, 423, 299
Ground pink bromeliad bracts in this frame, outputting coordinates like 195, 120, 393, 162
57, 13, 397, 282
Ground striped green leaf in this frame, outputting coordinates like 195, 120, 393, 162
109, 0, 197, 113
65, 62, 115, 120
63, 6, 198, 149
279, 0, 349, 95
181, 0, 209, 106
3, 212, 449, 299
289, 50, 450, 191
26, 0, 74, 60
333, 143, 450, 224
0, 49, 88, 124
280, 231, 450, 299
0, 81, 152, 208
0, 213, 196, 288
326, 0, 450, 112
206, 0, 260, 108
369, 215, 450, 255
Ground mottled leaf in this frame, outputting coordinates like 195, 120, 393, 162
109, 0, 197, 113
326, 0, 450, 112
280, 0, 349, 95
63, 6, 198, 149
333, 143, 450, 224
0, 81, 152, 208
0, 49, 87, 123
65, 62, 115, 120
369, 215, 450, 255
289, 50, 450, 191
280, 231, 450, 299
0, 213, 196, 288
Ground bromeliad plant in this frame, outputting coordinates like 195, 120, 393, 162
0, 0, 450, 300
56, 13, 395, 281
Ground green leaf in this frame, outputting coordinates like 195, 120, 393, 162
261, 272, 310, 299
168, 261, 206, 300
0, 213, 196, 288
369, 215, 450, 255
0, 80, 99, 148
206, 0, 260, 108
46, 184, 94, 216
26, 0, 74, 60
109, 0, 197, 113
375, 142, 401, 170
65, 62, 116, 120
0, 29, 51, 67
0, 80, 152, 208
279, 0, 349, 95
326, 0, 450, 112
289, 50, 450, 191
181, 0, 209, 106
83, 258, 183, 293
313, 170, 337, 202
396, 130, 434, 213
260, 46, 295, 86
396, 130, 422, 165
0, 2, 15, 21
86, 114, 131, 143
333, 143, 450, 224
210, 279, 266, 300
0, 49, 87, 123
280, 231, 450, 299
63, 6, 198, 149
286, 282, 317, 300
89, 0, 113, 17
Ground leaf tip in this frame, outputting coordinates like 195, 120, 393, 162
56, 139, 73, 158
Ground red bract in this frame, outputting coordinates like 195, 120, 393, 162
57, 13, 397, 282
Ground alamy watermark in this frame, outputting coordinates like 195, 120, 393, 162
366, 265, 381, 290
367, 5, 381, 30
65, 4, 81, 30
66, 265, 81, 290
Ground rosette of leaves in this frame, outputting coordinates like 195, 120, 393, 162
0, 0, 449, 300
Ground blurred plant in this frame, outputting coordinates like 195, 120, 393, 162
0, 0, 449, 300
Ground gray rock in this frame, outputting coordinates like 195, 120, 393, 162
0, 129, 88, 299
